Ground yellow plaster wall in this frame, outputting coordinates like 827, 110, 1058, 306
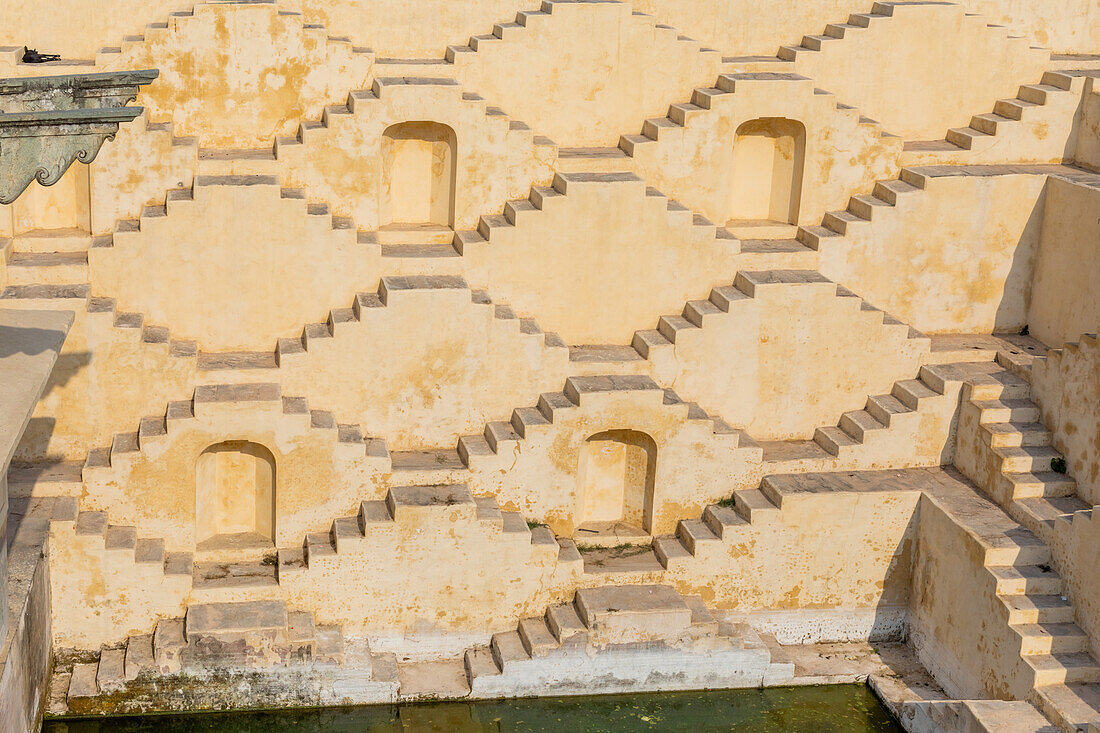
81, 391, 388, 549
644, 275, 929, 441
4, 301, 197, 464
786, 3, 1049, 140
664, 487, 918, 615
908, 494, 1032, 700
278, 493, 576, 637
627, 74, 902, 228
88, 114, 198, 237
4, 0, 1096, 61
1078, 83, 1100, 171
1027, 178, 1100, 348
817, 172, 1047, 335
448, 0, 722, 147
0, 2, 375, 149
88, 178, 381, 351
1048, 511, 1100, 661
460, 174, 739, 345
465, 382, 760, 536
633, 0, 1097, 57
275, 79, 555, 231
1031, 332, 1100, 505
277, 281, 570, 450
48, 519, 190, 650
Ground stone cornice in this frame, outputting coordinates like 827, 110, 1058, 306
0, 69, 157, 203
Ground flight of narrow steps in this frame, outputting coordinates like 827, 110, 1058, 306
905, 70, 1098, 161
61, 600, 344, 702
82, 383, 384, 478
955, 365, 1088, 539
276, 484, 558, 575
462, 584, 789, 694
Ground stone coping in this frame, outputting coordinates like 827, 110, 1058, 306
0, 309, 72, 471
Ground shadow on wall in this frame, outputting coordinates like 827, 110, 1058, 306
869, 499, 919, 643
993, 183, 1046, 336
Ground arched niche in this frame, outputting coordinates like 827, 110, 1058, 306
380, 121, 457, 229
195, 440, 276, 550
575, 429, 657, 536
728, 117, 806, 229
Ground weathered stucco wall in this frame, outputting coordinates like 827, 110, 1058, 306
1027, 177, 1100, 348
277, 277, 570, 451
642, 272, 929, 441
663, 484, 918, 628
460, 173, 738, 345
1031, 333, 1100, 505
88, 176, 381, 351
817, 171, 1047, 335
448, 0, 722, 147
81, 385, 388, 549
785, 2, 1049, 140
1048, 511, 1100, 662
626, 72, 902, 229
908, 493, 1032, 701
1077, 82, 1100, 171
632, 0, 1098, 56
465, 378, 759, 536
4, 0, 1096, 61
273, 77, 555, 232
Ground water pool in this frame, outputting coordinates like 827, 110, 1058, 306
45, 684, 902, 732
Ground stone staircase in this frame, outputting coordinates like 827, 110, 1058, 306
460, 583, 791, 697
618, 71, 893, 159
59, 502, 194, 586
905, 70, 1099, 165
82, 383, 383, 479
629, 268, 925, 366
383, 375, 743, 488
0, 281, 200, 360
777, 1, 1043, 66
58, 600, 348, 707
444, 0, 718, 68
954, 364, 1088, 539
277, 483, 561, 575
795, 164, 1100, 258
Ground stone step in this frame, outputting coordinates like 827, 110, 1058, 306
67, 662, 99, 699
185, 600, 289, 643
5, 251, 89, 285
1034, 683, 1100, 733
973, 399, 1041, 424
994, 445, 1064, 474
574, 585, 692, 643
546, 602, 586, 644
1002, 595, 1076, 625
990, 564, 1063, 595
94, 648, 126, 693
1016, 623, 1090, 655
981, 421, 1053, 448
1028, 653, 1100, 686
1005, 471, 1078, 500
124, 633, 154, 680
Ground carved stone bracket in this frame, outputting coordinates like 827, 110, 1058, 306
0, 108, 143, 203
0, 69, 157, 203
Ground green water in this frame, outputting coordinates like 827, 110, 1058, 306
45, 685, 901, 732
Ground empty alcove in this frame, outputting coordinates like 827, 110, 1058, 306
727, 117, 806, 234
9, 163, 91, 235
380, 121, 457, 231
195, 441, 276, 550
575, 430, 657, 539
